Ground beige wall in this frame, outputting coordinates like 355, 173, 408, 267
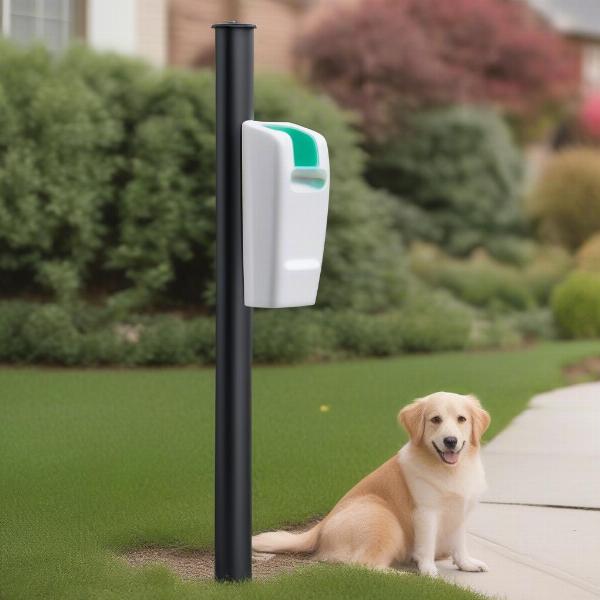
137, 0, 167, 66
86, 0, 167, 67
167, 0, 359, 71
241, 1, 304, 71
168, 0, 225, 67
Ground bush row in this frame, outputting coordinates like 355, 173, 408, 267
0, 293, 474, 366
0, 292, 563, 367
410, 243, 571, 311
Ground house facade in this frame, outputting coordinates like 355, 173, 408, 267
525, 0, 600, 92
0, 0, 353, 70
2, 0, 596, 91
0, 0, 167, 65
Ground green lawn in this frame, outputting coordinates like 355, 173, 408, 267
1, 341, 598, 600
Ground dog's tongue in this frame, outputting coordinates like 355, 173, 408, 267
443, 451, 459, 464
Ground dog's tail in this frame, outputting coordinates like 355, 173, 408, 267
252, 522, 321, 554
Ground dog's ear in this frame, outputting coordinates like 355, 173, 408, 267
398, 399, 426, 445
468, 395, 491, 446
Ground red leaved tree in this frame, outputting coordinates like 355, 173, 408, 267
295, 0, 578, 135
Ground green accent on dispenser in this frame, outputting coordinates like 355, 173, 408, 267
266, 124, 319, 167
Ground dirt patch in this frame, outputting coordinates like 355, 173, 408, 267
564, 356, 600, 384
121, 547, 317, 581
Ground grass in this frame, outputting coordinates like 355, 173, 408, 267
1, 340, 598, 600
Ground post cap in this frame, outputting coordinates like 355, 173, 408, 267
212, 21, 256, 29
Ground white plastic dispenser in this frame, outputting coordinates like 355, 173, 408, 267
241, 121, 330, 308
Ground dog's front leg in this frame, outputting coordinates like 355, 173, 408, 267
451, 524, 488, 572
412, 507, 439, 577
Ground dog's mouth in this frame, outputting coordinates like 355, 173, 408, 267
432, 441, 465, 465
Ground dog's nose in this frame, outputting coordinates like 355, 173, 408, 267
443, 436, 458, 450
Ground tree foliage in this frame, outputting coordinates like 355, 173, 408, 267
296, 0, 578, 135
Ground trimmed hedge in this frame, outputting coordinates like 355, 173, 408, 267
0, 301, 30, 361
252, 310, 323, 364
410, 243, 571, 310
0, 298, 473, 366
325, 289, 472, 356
21, 304, 81, 365
1, 293, 563, 366
0, 42, 405, 313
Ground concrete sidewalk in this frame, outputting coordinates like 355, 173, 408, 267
441, 382, 600, 600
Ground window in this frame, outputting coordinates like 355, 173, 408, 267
0, 0, 84, 53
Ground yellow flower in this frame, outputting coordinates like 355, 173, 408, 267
319, 404, 331, 413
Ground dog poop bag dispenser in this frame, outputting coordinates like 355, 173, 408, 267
241, 121, 330, 308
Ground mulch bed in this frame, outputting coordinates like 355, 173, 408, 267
121, 546, 316, 581
563, 356, 600, 384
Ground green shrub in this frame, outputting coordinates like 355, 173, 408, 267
327, 291, 471, 356
512, 309, 557, 341
441, 264, 532, 310
0, 297, 487, 366
551, 272, 600, 338
469, 307, 556, 350
106, 68, 217, 310
253, 310, 322, 364
21, 304, 80, 364
69, 302, 115, 333
0, 42, 119, 298
327, 312, 403, 357
368, 106, 524, 256
469, 316, 523, 350
529, 148, 600, 250
411, 243, 571, 310
410, 244, 536, 310
78, 330, 127, 366
0, 43, 406, 313
186, 317, 215, 364
396, 291, 472, 352
0, 301, 34, 362
37, 261, 81, 306
130, 317, 195, 366
485, 237, 537, 267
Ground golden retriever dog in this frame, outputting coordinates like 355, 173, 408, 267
252, 392, 491, 577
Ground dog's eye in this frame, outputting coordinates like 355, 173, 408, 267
430, 416, 442, 424
457, 415, 467, 423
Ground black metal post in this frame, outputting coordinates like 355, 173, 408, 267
212, 21, 255, 582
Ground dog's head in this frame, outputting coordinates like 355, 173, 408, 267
398, 392, 490, 467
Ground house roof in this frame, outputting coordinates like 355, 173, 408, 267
526, 0, 600, 39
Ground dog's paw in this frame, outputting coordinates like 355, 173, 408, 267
454, 557, 488, 572
417, 561, 439, 578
